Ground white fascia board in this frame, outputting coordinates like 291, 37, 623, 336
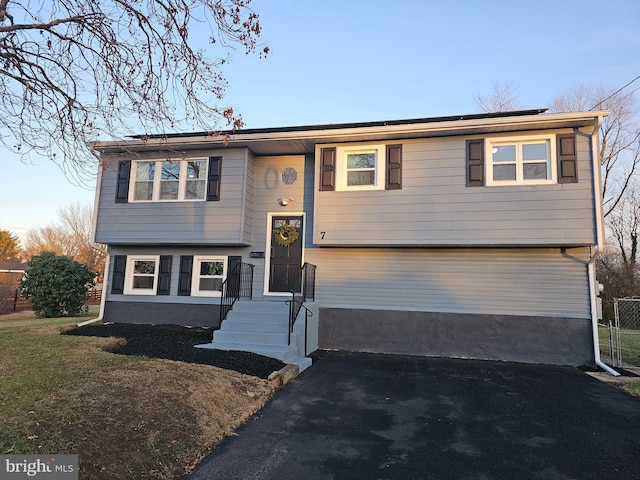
93, 110, 610, 152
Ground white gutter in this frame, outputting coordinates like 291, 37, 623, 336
584, 114, 620, 376
93, 110, 610, 152
77, 161, 109, 328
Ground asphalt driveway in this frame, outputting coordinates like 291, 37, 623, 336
185, 351, 640, 480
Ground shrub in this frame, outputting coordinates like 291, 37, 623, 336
19, 252, 96, 318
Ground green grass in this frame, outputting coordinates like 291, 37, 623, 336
622, 382, 640, 397
0, 308, 145, 454
598, 325, 640, 368
0, 308, 276, 479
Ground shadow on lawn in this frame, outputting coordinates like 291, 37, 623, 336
64, 323, 285, 379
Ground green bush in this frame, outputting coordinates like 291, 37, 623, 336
19, 252, 96, 318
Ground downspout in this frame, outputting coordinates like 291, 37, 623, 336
77, 158, 109, 328
583, 115, 620, 376
77, 247, 109, 327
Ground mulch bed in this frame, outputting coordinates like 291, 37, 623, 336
64, 323, 285, 379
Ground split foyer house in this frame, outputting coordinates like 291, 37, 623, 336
92, 108, 609, 368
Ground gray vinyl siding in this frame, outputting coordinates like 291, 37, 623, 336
313, 129, 596, 247
304, 247, 591, 319
95, 148, 252, 245
252, 155, 308, 293
303, 153, 316, 249
243, 151, 256, 245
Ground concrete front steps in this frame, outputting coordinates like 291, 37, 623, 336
196, 299, 312, 372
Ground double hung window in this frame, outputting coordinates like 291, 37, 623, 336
124, 255, 160, 295
131, 159, 208, 201
486, 136, 555, 185
191, 256, 227, 297
336, 144, 386, 191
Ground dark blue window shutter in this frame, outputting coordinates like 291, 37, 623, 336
157, 255, 172, 295
466, 139, 485, 187
178, 256, 193, 296
111, 255, 127, 294
226, 255, 242, 297
207, 156, 222, 201
115, 161, 131, 203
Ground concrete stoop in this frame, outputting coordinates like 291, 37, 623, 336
196, 299, 312, 373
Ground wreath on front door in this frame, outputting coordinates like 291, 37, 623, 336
273, 224, 299, 247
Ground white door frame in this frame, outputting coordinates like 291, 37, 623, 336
263, 211, 306, 297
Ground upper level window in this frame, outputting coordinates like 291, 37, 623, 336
336, 144, 386, 190
486, 136, 556, 185
130, 159, 208, 202
191, 256, 227, 297
124, 255, 159, 295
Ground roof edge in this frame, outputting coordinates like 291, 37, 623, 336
128, 109, 549, 140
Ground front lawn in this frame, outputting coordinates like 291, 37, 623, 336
0, 309, 278, 479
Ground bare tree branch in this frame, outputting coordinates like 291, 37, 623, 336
550, 83, 640, 217
474, 81, 521, 113
0, 0, 268, 185
23, 202, 106, 277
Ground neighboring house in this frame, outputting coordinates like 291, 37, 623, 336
93, 108, 609, 368
0, 262, 27, 286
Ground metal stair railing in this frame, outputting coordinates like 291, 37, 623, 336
286, 262, 316, 346
219, 262, 254, 325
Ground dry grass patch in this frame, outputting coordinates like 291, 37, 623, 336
0, 311, 278, 479
47, 361, 275, 478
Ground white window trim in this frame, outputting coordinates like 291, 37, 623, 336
124, 255, 160, 295
191, 256, 228, 297
335, 144, 386, 191
485, 135, 557, 186
129, 158, 208, 202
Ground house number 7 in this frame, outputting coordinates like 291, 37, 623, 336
321, 232, 326, 239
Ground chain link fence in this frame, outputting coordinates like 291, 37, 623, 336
599, 298, 640, 368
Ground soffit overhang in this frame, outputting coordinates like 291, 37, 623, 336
93, 110, 609, 157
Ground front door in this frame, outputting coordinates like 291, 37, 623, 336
269, 215, 303, 292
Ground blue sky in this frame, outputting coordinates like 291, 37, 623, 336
1, 0, 639, 240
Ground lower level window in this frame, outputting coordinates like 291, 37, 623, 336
192, 256, 227, 297
125, 255, 159, 295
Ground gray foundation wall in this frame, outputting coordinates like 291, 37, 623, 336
319, 308, 595, 366
104, 301, 221, 328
